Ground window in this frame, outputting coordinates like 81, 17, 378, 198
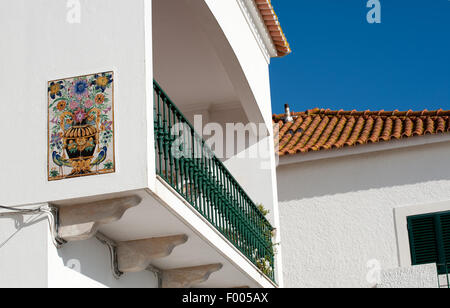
407, 211, 450, 274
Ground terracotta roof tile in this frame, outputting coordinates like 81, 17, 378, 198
274, 108, 450, 156
255, 0, 291, 57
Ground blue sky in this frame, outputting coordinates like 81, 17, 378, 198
269, 0, 450, 115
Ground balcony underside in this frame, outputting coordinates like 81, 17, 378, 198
153, 0, 266, 127
52, 185, 275, 288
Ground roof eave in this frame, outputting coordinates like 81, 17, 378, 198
254, 0, 291, 58
277, 133, 450, 166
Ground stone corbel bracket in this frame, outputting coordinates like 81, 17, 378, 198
57, 195, 142, 242
161, 263, 223, 288
117, 235, 189, 273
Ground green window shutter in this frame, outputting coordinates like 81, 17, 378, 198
407, 211, 450, 275
440, 214, 450, 269
408, 215, 439, 265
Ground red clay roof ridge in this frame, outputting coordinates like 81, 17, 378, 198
273, 108, 450, 120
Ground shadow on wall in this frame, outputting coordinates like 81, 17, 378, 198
0, 213, 49, 287
57, 238, 158, 288
277, 141, 450, 202
0, 214, 47, 249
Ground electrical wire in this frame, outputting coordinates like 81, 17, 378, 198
95, 232, 162, 285
147, 264, 163, 288
0, 205, 43, 215
0, 203, 66, 247
95, 232, 123, 279
0, 205, 158, 282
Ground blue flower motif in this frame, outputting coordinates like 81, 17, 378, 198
50, 132, 63, 150
74, 80, 89, 96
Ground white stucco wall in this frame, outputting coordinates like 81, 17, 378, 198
203, 0, 273, 127
224, 135, 283, 285
378, 264, 438, 288
277, 140, 450, 288
0, 0, 150, 206
0, 213, 48, 288
187, 0, 273, 131
224, 137, 276, 221
0, 210, 158, 288
48, 235, 158, 288
0, 0, 158, 288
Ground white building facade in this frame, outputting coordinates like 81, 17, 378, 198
0, 0, 290, 288
276, 108, 450, 288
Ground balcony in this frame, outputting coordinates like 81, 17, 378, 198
153, 80, 276, 282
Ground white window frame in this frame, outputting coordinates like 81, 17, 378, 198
394, 200, 450, 267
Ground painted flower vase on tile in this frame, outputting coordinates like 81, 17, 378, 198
48, 72, 115, 180
61, 109, 100, 175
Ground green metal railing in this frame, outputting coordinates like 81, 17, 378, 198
153, 80, 275, 281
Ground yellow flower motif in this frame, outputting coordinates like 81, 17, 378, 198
57, 100, 67, 111
96, 77, 109, 88
50, 83, 61, 95
93, 73, 112, 92
76, 138, 87, 147
95, 93, 105, 105
48, 81, 64, 99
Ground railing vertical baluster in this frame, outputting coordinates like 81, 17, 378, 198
179, 120, 185, 195
204, 149, 209, 218
199, 140, 204, 216
182, 122, 186, 197
226, 175, 232, 240
172, 108, 177, 187
220, 165, 226, 233
211, 159, 217, 227
200, 147, 206, 218
194, 132, 199, 209
162, 97, 168, 179
156, 89, 163, 177
193, 134, 198, 209
216, 162, 222, 232
211, 159, 216, 226
168, 105, 174, 186
244, 195, 251, 255
154, 87, 159, 174
238, 188, 243, 252
174, 111, 180, 191
189, 131, 195, 208
226, 173, 231, 237
216, 161, 220, 230
184, 121, 189, 200
253, 199, 259, 237
179, 121, 184, 195
216, 160, 221, 229
198, 137, 204, 215
218, 165, 223, 233
206, 154, 212, 221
